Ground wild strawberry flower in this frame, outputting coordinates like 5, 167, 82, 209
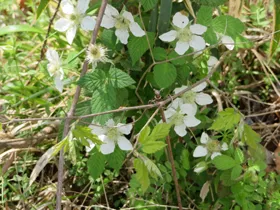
164, 98, 201, 137
159, 12, 207, 55
193, 132, 228, 160
100, 4, 145, 44
216, 33, 235, 50
86, 43, 110, 69
46, 49, 64, 93
174, 82, 213, 109
86, 119, 133, 155
54, 0, 96, 45
207, 56, 218, 72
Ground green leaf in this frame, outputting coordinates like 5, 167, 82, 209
87, 151, 106, 179
152, 47, 167, 61
138, 126, 151, 144
270, 0, 280, 57
242, 124, 261, 149
176, 65, 191, 85
128, 32, 155, 65
0, 25, 45, 36
140, 0, 158, 12
36, 0, 50, 19
210, 108, 241, 131
142, 141, 166, 154
143, 157, 162, 178
72, 126, 102, 146
153, 63, 177, 88
231, 165, 243, 180
181, 149, 190, 170
106, 147, 125, 171
212, 155, 237, 170
198, 0, 226, 7
212, 15, 245, 38
149, 123, 171, 140
134, 159, 150, 192
78, 70, 107, 90
234, 148, 244, 164
158, 0, 172, 35
101, 29, 117, 49
68, 139, 77, 164
203, 27, 218, 45
197, 6, 213, 26
109, 68, 136, 88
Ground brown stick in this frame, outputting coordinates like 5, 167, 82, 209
159, 108, 183, 210
55, 1, 108, 209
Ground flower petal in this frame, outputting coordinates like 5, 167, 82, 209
170, 98, 183, 109
54, 18, 72, 32
211, 152, 221, 160
115, 28, 129, 44
46, 49, 60, 64
189, 35, 206, 51
172, 12, 189, 28
89, 124, 105, 135
221, 142, 228, 151
86, 139, 95, 152
66, 25, 77, 44
105, 4, 119, 17
129, 22, 145, 37
77, 0, 90, 14
195, 93, 213, 105
101, 14, 116, 29
174, 124, 187, 137
164, 107, 176, 119
184, 115, 201, 127
192, 82, 207, 92
190, 24, 207, 35
193, 146, 208, 157
180, 103, 197, 116
117, 136, 133, 151
174, 85, 188, 94
100, 137, 115, 154
54, 74, 63, 93
207, 56, 218, 67
117, 123, 132, 135
200, 132, 209, 144
159, 30, 177, 42
122, 11, 134, 23
175, 41, 189, 55
61, 0, 74, 14
81, 16, 96, 31
106, 119, 115, 127
221, 35, 234, 50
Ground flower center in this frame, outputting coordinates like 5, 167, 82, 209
182, 91, 197, 104
115, 15, 130, 30
107, 127, 120, 141
177, 28, 193, 42
70, 12, 83, 25
206, 140, 221, 153
170, 111, 184, 125
48, 63, 61, 75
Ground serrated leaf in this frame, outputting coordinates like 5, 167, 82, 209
212, 15, 245, 39
234, 148, 244, 164
242, 124, 261, 149
142, 141, 166, 154
153, 63, 177, 88
197, 6, 213, 26
143, 157, 162, 178
138, 126, 151, 144
140, 0, 158, 12
199, 0, 226, 7
149, 123, 170, 140
109, 68, 136, 88
78, 70, 107, 90
134, 159, 150, 192
203, 27, 218, 45
210, 108, 241, 131
72, 126, 102, 145
231, 165, 243, 180
36, 0, 50, 19
87, 150, 106, 179
106, 147, 125, 171
212, 155, 237, 170
128, 32, 155, 65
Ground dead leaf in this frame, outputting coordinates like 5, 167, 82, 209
200, 181, 210, 202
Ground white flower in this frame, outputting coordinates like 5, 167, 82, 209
193, 132, 228, 160
86, 44, 110, 69
101, 4, 145, 44
87, 119, 133, 154
54, 0, 96, 44
46, 49, 64, 93
165, 98, 201, 137
216, 33, 235, 50
174, 82, 213, 109
159, 12, 207, 55
207, 56, 218, 72
194, 161, 208, 173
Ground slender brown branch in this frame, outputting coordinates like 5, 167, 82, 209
159, 107, 182, 210
56, 1, 108, 209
